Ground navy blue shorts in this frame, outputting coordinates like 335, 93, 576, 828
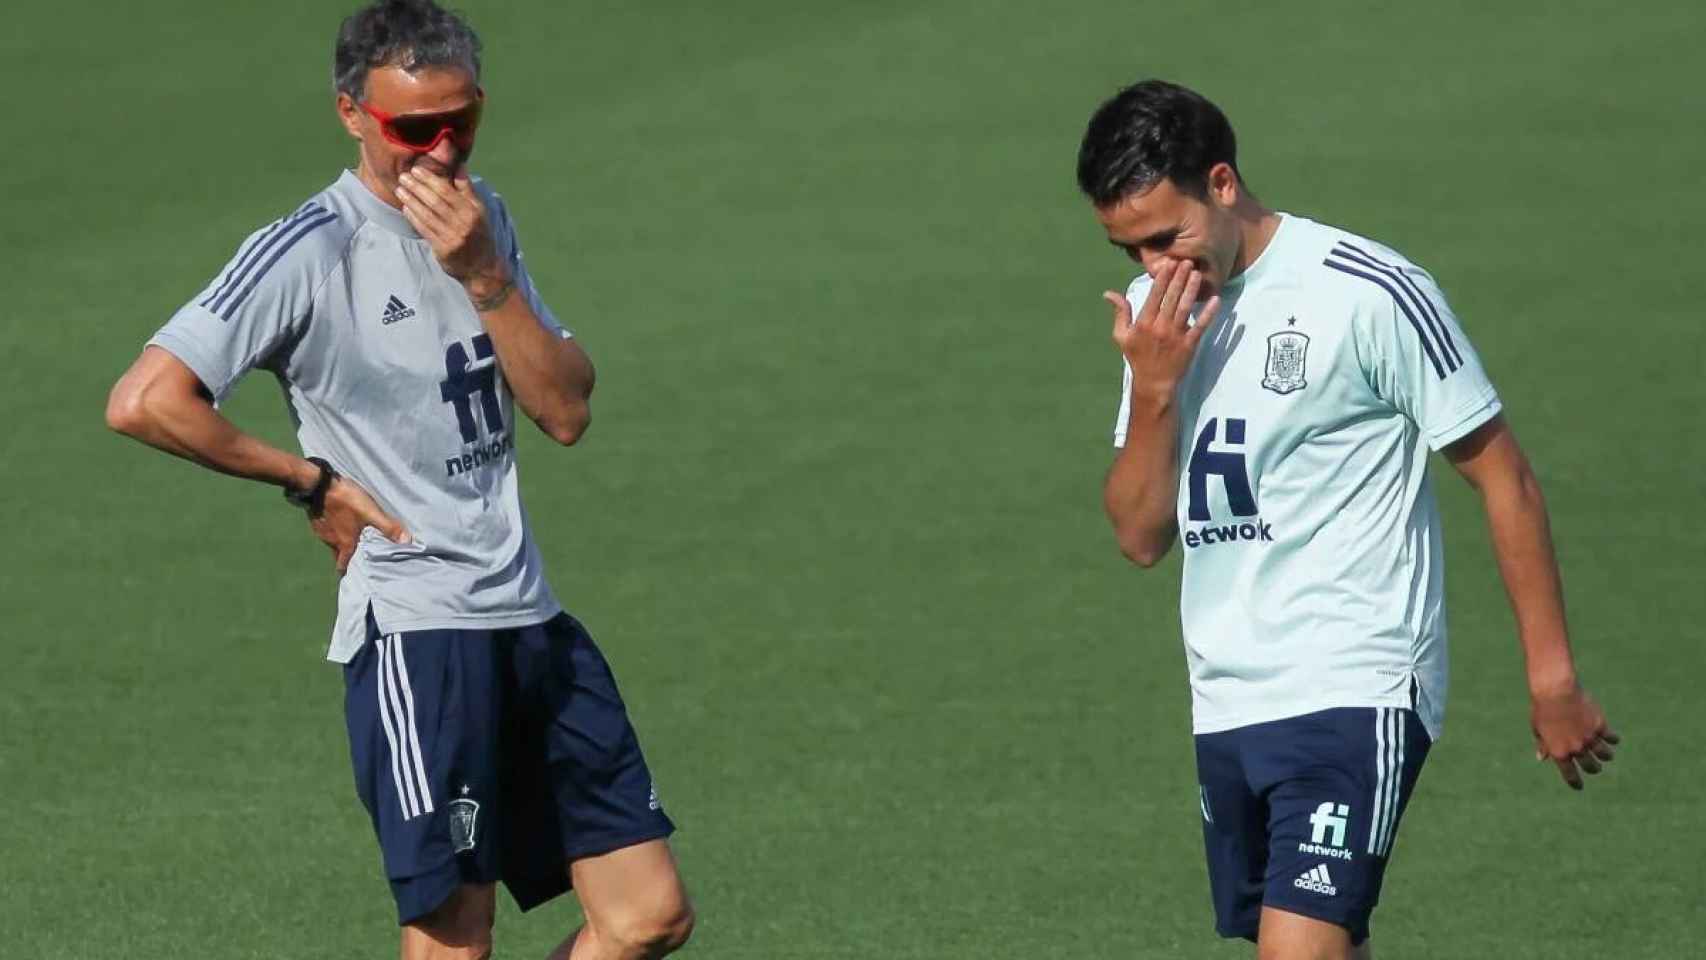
1195, 707, 1431, 944
344, 610, 675, 925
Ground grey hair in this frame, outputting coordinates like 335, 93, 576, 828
333, 0, 482, 99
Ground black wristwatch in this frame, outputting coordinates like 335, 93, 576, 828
285, 457, 337, 517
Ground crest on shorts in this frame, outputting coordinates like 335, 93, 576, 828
449, 793, 480, 853
1262, 327, 1310, 395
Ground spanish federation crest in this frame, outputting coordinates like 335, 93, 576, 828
1262, 328, 1310, 395
448, 795, 480, 853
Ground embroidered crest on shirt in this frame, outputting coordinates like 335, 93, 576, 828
1262, 324, 1310, 395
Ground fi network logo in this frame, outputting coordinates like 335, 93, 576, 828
1309, 801, 1350, 847
1298, 801, 1355, 861
440, 334, 511, 478
1181, 416, 1272, 549
1185, 417, 1257, 521
440, 335, 504, 444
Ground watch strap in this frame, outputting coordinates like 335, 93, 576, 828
285, 457, 337, 516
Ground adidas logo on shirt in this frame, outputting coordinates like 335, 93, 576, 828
380, 294, 416, 325
1293, 864, 1337, 896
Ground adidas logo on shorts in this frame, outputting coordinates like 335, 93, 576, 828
1293, 864, 1337, 896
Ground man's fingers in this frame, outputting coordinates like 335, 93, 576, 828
1184, 295, 1222, 347
396, 197, 433, 232
1554, 757, 1583, 790
364, 506, 412, 545
1600, 728, 1621, 745
1588, 738, 1617, 762
1575, 753, 1603, 775
396, 176, 454, 218
1104, 291, 1133, 339
1175, 270, 1203, 329
398, 189, 452, 235
401, 169, 458, 205
1139, 260, 1177, 322
359, 502, 412, 545
380, 516, 413, 545
1155, 262, 1190, 324
397, 202, 448, 246
407, 170, 481, 228
452, 168, 479, 199
397, 178, 467, 235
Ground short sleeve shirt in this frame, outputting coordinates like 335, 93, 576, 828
150, 170, 568, 662
1112, 214, 1501, 739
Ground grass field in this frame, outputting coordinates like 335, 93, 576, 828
4, 1, 1703, 956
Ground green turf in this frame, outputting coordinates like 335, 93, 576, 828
4, 0, 1703, 955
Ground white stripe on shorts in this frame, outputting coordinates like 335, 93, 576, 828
389, 635, 434, 816
1380, 711, 1407, 856
1368, 708, 1392, 855
375, 636, 417, 819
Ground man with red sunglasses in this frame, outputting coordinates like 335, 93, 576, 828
105, 2, 692, 957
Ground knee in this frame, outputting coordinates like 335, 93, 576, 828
662, 901, 696, 951
415, 886, 496, 959
598, 896, 695, 957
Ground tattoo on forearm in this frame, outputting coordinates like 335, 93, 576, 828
471, 277, 516, 312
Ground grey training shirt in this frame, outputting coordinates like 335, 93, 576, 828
150, 170, 568, 662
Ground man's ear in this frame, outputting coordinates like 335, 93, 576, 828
335, 92, 364, 142
1206, 162, 1241, 207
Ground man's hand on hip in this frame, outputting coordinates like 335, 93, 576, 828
309, 477, 412, 575
1106, 258, 1221, 400
1529, 679, 1619, 791
394, 167, 510, 300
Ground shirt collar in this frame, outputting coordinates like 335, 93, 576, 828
333, 168, 419, 239
1221, 212, 1290, 295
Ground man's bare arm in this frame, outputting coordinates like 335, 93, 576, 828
465, 269, 595, 446
106, 346, 318, 487
1444, 414, 1619, 790
106, 346, 409, 571
395, 168, 594, 446
1104, 387, 1181, 567
1102, 260, 1219, 566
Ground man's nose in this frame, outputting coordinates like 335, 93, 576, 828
1143, 252, 1175, 279
428, 135, 461, 172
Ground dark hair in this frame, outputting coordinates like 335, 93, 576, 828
333, 0, 482, 99
1076, 79, 1243, 206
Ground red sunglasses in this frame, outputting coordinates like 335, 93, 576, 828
359, 90, 485, 153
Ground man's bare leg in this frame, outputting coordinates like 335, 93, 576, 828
546, 840, 693, 960
1256, 907, 1371, 960
402, 883, 498, 960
